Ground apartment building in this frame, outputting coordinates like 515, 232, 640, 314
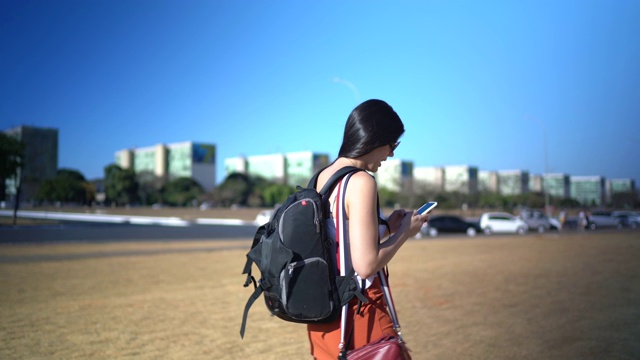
605, 178, 636, 204
376, 159, 414, 193
285, 151, 330, 187
543, 173, 570, 199
444, 165, 478, 194
529, 174, 543, 193
3, 125, 58, 203
115, 141, 216, 191
570, 176, 605, 206
225, 151, 329, 187
478, 170, 499, 193
413, 166, 445, 194
498, 170, 529, 196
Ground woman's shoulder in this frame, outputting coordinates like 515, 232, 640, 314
347, 170, 377, 193
349, 169, 375, 182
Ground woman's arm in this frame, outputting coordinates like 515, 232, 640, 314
346, 172, 425, 279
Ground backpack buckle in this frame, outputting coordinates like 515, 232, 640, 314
258, 277, 272, 290
243, 274, 256, 289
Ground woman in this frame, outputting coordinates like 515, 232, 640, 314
307, 99, 427, 359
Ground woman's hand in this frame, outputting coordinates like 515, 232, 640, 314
385, 209, 407, 234
398, 210, 429, 239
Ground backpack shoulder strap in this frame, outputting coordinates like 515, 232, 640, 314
307, 165, 362, 195
309, 166, 362, 220
241, 224, 265, 286
307, 165, 328, 189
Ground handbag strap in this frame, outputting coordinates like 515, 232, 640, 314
336, 173, 351, 352
336, 173, 405, 356
378, 268, 405, 341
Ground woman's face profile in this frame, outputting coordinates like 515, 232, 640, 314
364, 144, 395, 173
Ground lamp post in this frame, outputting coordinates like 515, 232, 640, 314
526, 116, 551, 216
332, 77, 361, 103
542, 126, 551, 216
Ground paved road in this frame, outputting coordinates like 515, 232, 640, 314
0, 222, 259, 243
1, 218, 631, 244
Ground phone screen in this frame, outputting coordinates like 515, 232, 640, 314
418, 201, 438, 215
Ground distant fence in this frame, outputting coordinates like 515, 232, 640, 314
0, 210, 256, 227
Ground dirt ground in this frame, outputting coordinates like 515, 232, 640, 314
1, 231, 639, 360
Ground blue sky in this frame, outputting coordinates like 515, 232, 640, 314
2, 0, 639, 185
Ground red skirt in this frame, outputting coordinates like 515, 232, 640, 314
307, 277, 395, 360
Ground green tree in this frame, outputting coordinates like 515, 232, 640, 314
0, 133, 25, 225
36, 169, 92, 205
0, 133, 24, 201
261, 183, 295, 207
378, 187, 400, 208
104, 164, 138, 206
478, 192, 502, 209
611, 191, 638, 209
213, 172, 252, 207
136, 170, 162, 205
161, 177, 205, 206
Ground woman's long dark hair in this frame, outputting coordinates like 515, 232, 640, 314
338, 99, 405, 158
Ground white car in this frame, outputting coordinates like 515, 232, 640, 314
586, 211, 622, 230
255, 210, 274, 226
611, 211, 640, 229
479, 212, 528, 235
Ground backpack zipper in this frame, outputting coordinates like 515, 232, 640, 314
287, 256, 325, 274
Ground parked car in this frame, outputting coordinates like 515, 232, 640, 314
479, 212, 528, 235
611, 211, 640, 229
586, 211, 623, 230
418, 215, 482, 238
519, 209, 553, 233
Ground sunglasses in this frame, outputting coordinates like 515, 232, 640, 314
389, 141, 401, 152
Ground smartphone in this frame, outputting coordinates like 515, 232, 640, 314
417, 201, 438, 215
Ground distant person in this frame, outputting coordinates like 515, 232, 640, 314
559, 209, 567, 231
307, 99, 426, 359
578, 210, 587, 231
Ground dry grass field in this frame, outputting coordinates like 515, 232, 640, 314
1, 231, 639, 359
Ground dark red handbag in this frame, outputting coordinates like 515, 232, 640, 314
345, 335, 411, 360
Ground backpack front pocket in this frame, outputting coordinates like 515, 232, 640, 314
280, 257, 334, 321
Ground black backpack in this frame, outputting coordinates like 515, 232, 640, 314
240, 166, 369, 338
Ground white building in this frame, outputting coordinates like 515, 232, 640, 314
115, 141, 216, 191
498, 170, 529, 196
478, 170, 499, 193
413, 166, 445, 193
543, 173, 570, 199
224, 151, 329, 187
529, 174, 543, 193
571, 176, 605, 206
375, 159, 413, 193
224, 157, 248, 176
246, 153, 287, 184
444, 165, 478, 193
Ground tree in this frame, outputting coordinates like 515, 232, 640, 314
0, 133, 24, 200
104, 164, 138, 206
0, 133, 25, 224
212, 172, 252, 207
611, 191, 638, 209
378, 187, 400, 208
136, 170, 162, 205
161, 177, 205, 206
36, 169, 93, 205
261, 183, 295, 207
